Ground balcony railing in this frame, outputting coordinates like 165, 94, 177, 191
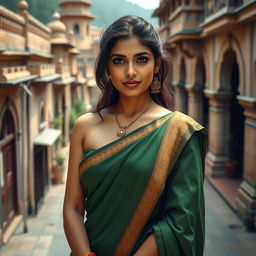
28, 64, 56, 77
0, 65, 31, 82
56, 64, 71, 78
0, 5, 24, 36
205, 0, 243, 17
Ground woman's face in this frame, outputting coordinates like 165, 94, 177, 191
108, 36, 161, 98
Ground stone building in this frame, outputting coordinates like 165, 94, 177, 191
153, 0, 256, 226
59, 0, 101, 108
0, 0, 89, 246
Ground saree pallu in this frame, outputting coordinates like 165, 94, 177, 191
71, 111, 207, 256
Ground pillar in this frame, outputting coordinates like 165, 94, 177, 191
236, 96, 256, 226
173, 84, 188, 114
186, 86, 204, 124
204, 89, 232, 177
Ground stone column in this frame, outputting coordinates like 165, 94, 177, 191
236, 96, 256, 226
19, 0, 29, 51
186, 86, 204, 124
173, 84, 188, 114
204, 89, 232, 177
63, 85, 70, 146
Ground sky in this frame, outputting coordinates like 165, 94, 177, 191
127, 0, 160, 9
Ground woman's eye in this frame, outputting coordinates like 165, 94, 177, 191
112, 58, 125, 64
137, 56, 149, 63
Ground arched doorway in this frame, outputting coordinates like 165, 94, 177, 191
34, 103, 48, 213
0, 109, 18, 231
195, 58, 209, 127
220, 49, 244, 178
177, 58, 188, 114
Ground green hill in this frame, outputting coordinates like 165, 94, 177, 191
90, 0, 158, 27
0, 0, 158, 27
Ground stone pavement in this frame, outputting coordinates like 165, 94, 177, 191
204, 179, 256, 256
0, 170, 256, 255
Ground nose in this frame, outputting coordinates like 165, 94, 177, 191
126, 62, 136, 78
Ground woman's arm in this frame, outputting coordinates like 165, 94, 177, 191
63, 116, 92, 256
134, 233, 159, 256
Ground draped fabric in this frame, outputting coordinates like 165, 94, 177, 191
70, 111, 207, 256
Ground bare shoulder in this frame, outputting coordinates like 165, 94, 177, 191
75, 112, 101, 127
71, 112, 101, 139
152, 104, 172, 118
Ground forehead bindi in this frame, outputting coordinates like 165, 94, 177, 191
110, 37, 153, 57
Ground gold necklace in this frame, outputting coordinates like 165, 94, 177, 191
115, 101, 153, 138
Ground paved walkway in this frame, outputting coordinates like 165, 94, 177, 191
204, 180, 256, 256
0, 163, 256, 255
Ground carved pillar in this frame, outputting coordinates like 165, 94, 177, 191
19, 1, 29, 51
204, 89, 232, 177
173, 84, 188, 114
236, 96, 256, 224
186, 86, 204, 124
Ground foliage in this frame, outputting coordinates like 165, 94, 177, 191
53, 113, 63, 130
0, 0, 60, 24
54, 153, 65, 166
69, 99, 87, 129
0, 0, 158, 27
56, 135, 65, 147
0, 0, 19, 12
90, 0, 158, 27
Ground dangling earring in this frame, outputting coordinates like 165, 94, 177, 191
150, 74, 161, 94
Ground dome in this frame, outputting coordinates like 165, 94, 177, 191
48, 11, 69, 44
48, 11, 66, 34
60, 0, 91, 6
19, 0, 28, 11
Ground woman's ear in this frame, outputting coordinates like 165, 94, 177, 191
154, 57, 162, 73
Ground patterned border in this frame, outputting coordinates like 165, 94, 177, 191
79, 113, 174, 176
113, 112, 204, 256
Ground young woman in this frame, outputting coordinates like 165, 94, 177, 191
63, 15, 206, 256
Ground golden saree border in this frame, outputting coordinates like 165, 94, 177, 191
113, 112, 204, 256
79, 113, 174, 177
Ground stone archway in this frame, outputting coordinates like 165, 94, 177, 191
220, 49, 245, 178
216, 35, 245, 94
175, 58, 188, 113
205, 43, 245, 178
0, 109, 18, 232
187, 57, 208, 125
196, 58, 209, 127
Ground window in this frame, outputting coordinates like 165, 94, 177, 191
74, 24, 80, 35
39, 102, 46, 131
86, 24, 90, 36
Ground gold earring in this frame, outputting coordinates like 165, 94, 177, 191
150, 75, 161, 94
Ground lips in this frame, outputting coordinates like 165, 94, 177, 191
123, 80, 141, 89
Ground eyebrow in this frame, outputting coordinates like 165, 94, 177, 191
110, 51, 151, 58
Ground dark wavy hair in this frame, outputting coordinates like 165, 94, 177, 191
94, 15, 173, 114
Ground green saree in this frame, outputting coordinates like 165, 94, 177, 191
71, 111, 206, 256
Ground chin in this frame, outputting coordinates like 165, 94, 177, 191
120, 90, 150, 98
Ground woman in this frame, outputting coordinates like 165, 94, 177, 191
63, 15, 206, 256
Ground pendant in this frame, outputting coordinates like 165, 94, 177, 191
117, 126, 127, 138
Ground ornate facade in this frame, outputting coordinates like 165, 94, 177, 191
60, 0, 101, 108
0, 0, 92, 246
153, 0, 256, 227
